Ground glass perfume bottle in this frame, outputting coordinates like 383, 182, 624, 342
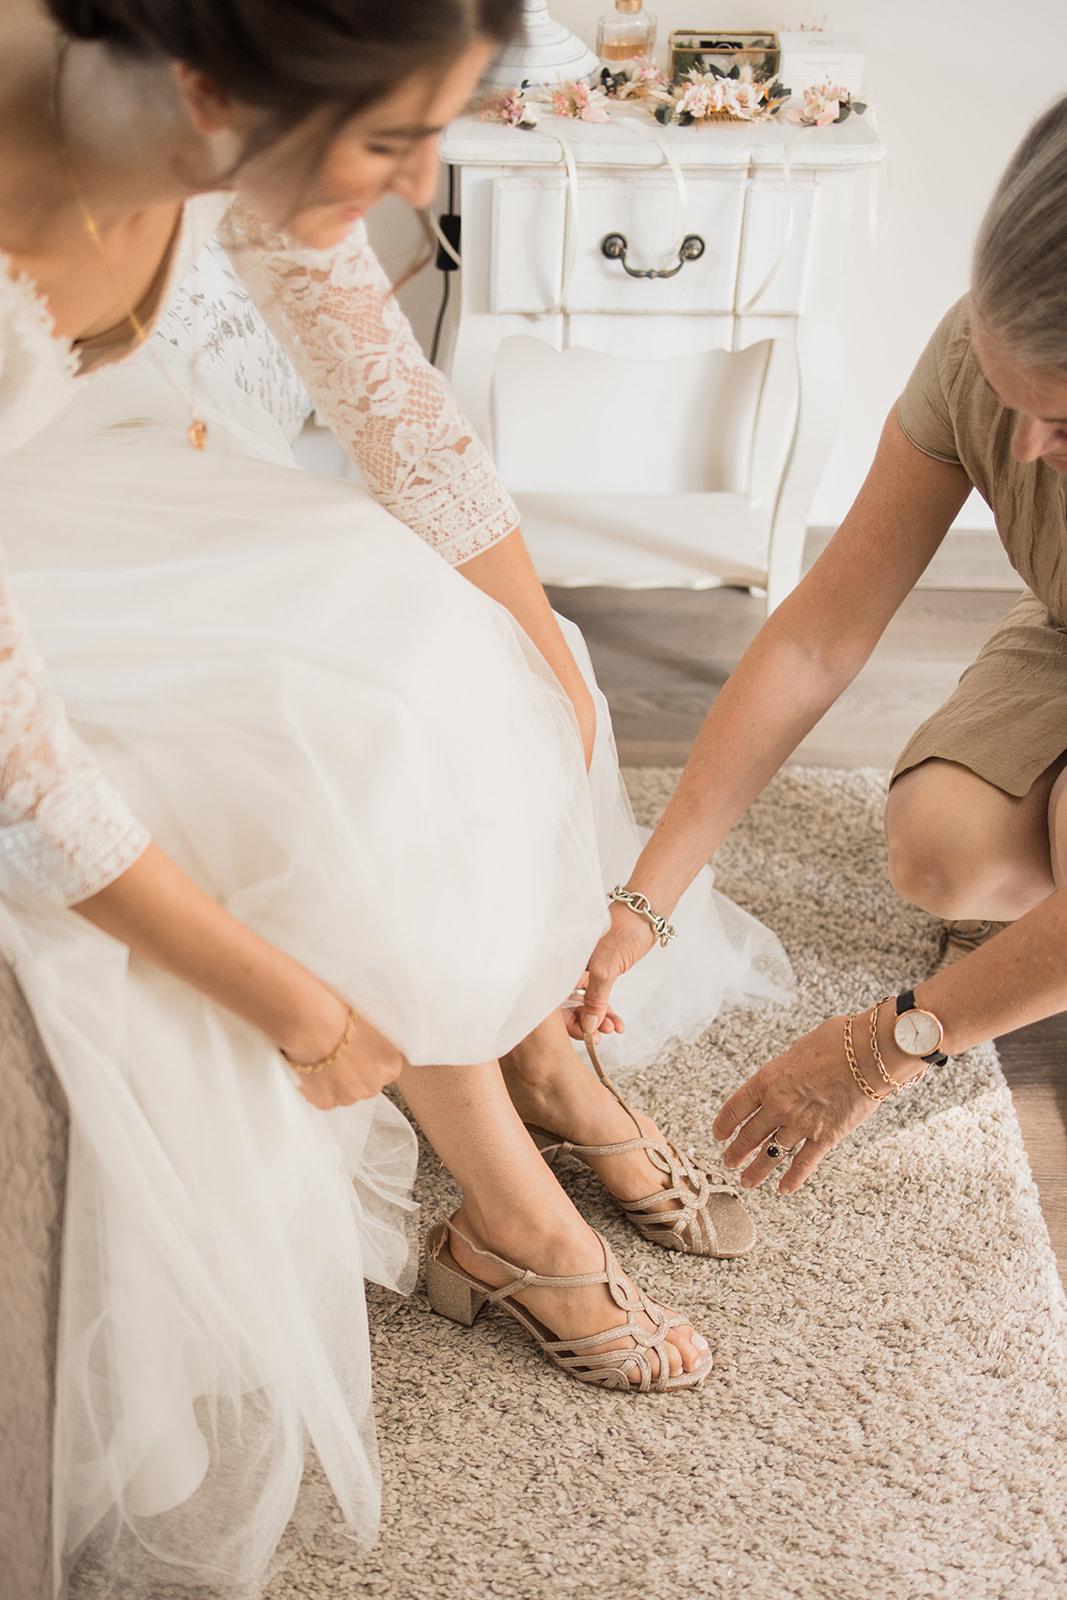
596, 0, 657, 68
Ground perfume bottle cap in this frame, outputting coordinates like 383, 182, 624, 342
615, 0, 644, 10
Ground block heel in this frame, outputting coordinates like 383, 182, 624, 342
424, 1222, 489, 1327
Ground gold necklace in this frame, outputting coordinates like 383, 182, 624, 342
50, 41, 208, 450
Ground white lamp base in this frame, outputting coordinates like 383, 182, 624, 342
482, 0, 600, 87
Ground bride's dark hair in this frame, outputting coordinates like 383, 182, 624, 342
46, 0, 521, 129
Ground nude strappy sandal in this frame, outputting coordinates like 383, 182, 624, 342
424, 1217, 711, 1393
524, 1032, 756, 1259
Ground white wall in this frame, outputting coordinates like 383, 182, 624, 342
371, 2, 1067, 532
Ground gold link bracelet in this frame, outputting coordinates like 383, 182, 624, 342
843, 1012, 889, 1104
868, 998, 899, 1092
281, 1008, 357, 1077
869, 997, 929, 1091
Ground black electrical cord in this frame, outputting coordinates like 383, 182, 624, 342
428, 264, 451, 368
429, 166, 456, 368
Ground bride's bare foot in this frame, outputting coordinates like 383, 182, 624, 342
447, 1204, 710, 1384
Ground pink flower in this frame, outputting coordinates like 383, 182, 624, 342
787, 81, 848, 126
549, 80, 610, 122
573, 81, 611, 122
480, 86, 539, 127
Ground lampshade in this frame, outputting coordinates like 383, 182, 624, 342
481, 0, 600, 87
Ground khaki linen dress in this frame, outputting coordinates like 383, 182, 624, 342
892, 295, 1067, 797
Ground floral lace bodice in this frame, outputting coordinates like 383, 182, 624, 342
0, 195, 519, 906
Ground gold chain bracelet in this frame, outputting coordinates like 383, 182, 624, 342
869, 997, 929, 1091
281, 1007, 356, 1077
868, 998, 899, 1092
843, 1012, 889, 1104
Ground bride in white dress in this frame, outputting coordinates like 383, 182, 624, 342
0, 1, 790, 1593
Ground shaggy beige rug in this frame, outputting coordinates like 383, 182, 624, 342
270, 768, 1067, 1600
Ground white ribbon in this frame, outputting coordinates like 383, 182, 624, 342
737, 123, 799, 316
544, 124, 582, 309
864, 104, 892, 250
424, 207, 463, 269
616, 113, 690, 260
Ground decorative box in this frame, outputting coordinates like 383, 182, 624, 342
668, 30, 779, 83
775, 31, 864, 97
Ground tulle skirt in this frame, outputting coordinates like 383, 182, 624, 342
0, 420, 790, 1596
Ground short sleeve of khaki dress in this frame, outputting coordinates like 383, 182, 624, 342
891, 298, 1067, 798
895, 301, 967, 466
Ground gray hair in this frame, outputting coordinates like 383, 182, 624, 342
972, 94, 1067, 372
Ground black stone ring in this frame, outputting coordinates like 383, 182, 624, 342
765, 1142, 783, 1160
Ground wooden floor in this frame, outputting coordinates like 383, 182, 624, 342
550, 573, 1067, 1277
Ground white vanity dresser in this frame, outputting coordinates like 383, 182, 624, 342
438, 113, 885, 610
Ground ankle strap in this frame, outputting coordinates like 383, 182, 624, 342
583, 1028, 644, 1143
443, 1216, 626, 1296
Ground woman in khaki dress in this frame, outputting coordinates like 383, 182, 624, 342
573, 94, 1067, 1191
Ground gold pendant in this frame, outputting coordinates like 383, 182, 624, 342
188, 417, 208, 451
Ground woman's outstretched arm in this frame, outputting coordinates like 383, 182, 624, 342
578, 411, 972, 1029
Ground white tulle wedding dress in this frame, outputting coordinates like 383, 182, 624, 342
0, 193, 791, 1596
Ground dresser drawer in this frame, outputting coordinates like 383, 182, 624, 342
490, 172, 745, 316
737, 179, 817, 315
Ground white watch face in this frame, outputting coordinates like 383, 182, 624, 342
893, 1008, 942, 1057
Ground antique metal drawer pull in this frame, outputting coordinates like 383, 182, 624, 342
600, 232, 706, 279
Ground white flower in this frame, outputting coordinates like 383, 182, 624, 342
678, 80, 714, 118
731, 79, 766, 117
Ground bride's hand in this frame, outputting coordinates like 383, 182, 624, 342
281, 995, 406, 1110
567, 901, 656, 1038
711, 1014, 891, 1194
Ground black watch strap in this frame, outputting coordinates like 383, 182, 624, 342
895, 990, 948, 1066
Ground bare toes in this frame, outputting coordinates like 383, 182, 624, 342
667, 1320, 710, 1373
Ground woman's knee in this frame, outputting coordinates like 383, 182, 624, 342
885, 765, 1012, 917
1046, 765, 1067, 887
886, 817, 984, 918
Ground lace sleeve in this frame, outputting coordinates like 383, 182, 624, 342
0, 557, 149, 906
218, 201, 519, 566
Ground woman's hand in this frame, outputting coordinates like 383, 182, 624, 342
567, 901, 657, 1038
280, 995, 407, 1111
75, 844, 407, 1109
712, 1013, 896, 1194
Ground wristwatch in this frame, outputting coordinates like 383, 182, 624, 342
893, 990, 948, 1067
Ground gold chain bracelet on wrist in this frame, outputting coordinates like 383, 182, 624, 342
843, 1012, 889, 1104
869, 997, 930, 1091
281, 1007, 356, 1077
868, 997, 899, 1092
